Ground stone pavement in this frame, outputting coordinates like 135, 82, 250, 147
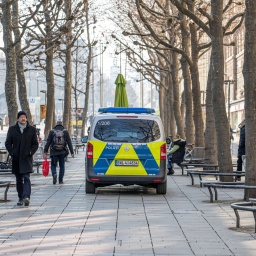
1, 135, 256, 255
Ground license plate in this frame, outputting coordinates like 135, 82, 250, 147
115, 160, 138, 166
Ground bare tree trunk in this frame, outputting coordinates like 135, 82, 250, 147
243, 0, 256, 199
63, 0, 72, 133
180, 91, 185, 120
81, 1, 92, 137
74, 45, 80, 136
12, 1, 32, 124
159, 78, 165, 129
210, 0, 232, 178
163, 75, 170, 134
1, 0, 18, 125
180, 10, 194, 145
44, 1, 55, 136
204, 57, 218, 164
167, 71, 175, 137
180, 57, 194, 145
188, 1, 205, 147
172, 52, 185, 138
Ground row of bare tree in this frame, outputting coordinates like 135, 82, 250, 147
110, 0, 256, 198
0, 0, 103, 137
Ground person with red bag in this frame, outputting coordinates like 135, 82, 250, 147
44, 121, 74, 185
5, 111, 39, 207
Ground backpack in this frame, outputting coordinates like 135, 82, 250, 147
51, 129, 66, 151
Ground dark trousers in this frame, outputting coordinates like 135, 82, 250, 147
15, 173, 31, 200
236, 155, 244, 178
237, 155, 243, 172
51, 154, 65, 182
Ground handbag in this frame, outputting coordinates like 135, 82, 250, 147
42, 159, 50, 177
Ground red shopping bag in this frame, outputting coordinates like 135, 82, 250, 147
42, 159, 49, 177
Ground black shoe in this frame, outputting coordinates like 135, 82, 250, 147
23, 198, 30, 207
53, 174, 57, 185
17, 199, 23, 206
167, 168, 175, 175
59, 181, 64, 184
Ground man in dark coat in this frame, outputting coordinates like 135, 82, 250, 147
167, 134, 186, 175
236, 119, 245, 181
5, 111, 39, 206
44, 121, 74, 185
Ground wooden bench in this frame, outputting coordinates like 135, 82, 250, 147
201, 181, 256, 203
0, 181, 11, 201
188, 170, 245, 186
231, 198, 256, 232
179, 162, 218, 175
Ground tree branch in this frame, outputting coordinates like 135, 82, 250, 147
135, 0, 192, 66
170, 0, 211, 36
223, 0, 233, 14
198, 42, 211, 51
223, 12, 245, 33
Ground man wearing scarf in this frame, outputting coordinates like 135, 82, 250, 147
5, 111, 39, 206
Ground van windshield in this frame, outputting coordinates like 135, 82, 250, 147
94, 119, 161, 143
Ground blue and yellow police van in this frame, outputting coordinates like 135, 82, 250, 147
85, 107, 167, 194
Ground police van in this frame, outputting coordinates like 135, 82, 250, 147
85, 107, 167, 194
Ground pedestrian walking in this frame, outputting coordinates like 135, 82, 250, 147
5, 111, 39, 206
236, 119, 245, 181
167, 134, 186, 175
44, 121, 74, 185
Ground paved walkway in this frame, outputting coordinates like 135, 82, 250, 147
1, 133, 255, 255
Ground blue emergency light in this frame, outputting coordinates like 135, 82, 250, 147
98, 107, 155, 114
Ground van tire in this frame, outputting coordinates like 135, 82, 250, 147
156, 181, 167, 194
86, 180, 95, 194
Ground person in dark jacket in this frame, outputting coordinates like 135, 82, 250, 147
5, 111, 39, 206
236, 119, 245, 181
44, 121, 74, 185
167, 134, 186, 175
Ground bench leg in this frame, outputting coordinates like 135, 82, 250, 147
4, 184, 10, 201
213, 187, 218, 201
234, 209, 240, 228
189, 172, 194, 185
208, 187, 213, 203
253, 212, 256, 233
181, 166, 184, 176
199, 175, 202, 187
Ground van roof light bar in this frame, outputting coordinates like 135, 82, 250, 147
98, 107, 155, 114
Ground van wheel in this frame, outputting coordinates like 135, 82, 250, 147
156, 181, 166, 194
86, 180, 95, 194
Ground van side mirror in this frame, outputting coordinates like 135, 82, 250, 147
82, 136, 88, 143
